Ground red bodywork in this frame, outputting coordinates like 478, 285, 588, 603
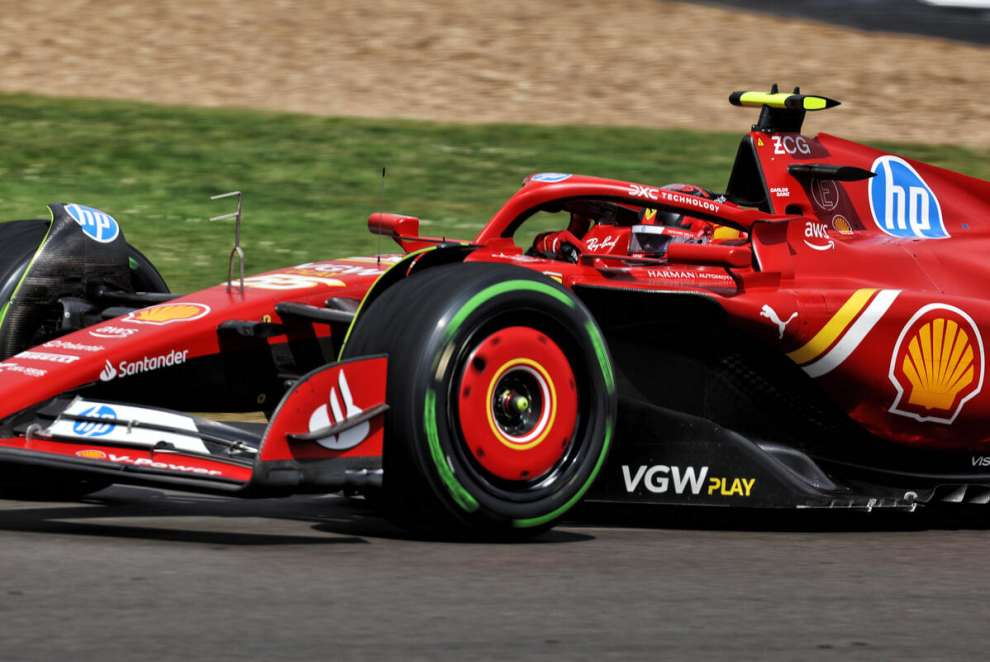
386, 131, 990, 451
2, 117, 989, 492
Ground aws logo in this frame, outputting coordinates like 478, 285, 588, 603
803, 221, 834, 251
889, 304, 984, 425
869, 155, 947, 239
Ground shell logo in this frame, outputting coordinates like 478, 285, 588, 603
124, 303, 211, 326
889, 304, 985, 425
75, 449, 107, 460
831, 214, 854, 235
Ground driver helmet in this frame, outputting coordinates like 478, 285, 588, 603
638, 183, 741, 242
629, 224, 707, 257
566, 212, 593, 239
638, 183, 716, 228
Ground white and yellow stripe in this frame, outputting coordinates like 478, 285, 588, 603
788, 288, 900, 378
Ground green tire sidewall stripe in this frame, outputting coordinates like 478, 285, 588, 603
513, 316, 615, 529
425, 388, 479, 513
425, 277, 616, 527
585, 319, 616, 395
0, 210, 55, 329
444, 280, 575, 342
512, 421, 613, 529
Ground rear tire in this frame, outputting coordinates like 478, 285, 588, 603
343, 262, 616, 539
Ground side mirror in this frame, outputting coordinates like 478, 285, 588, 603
368, 212, 419, 239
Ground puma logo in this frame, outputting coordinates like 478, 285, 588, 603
760, 304, 798, 340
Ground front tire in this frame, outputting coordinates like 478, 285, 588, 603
343, 262, 616, 538
0, 219, 169, 358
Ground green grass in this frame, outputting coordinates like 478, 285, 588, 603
2, 93, 989, 292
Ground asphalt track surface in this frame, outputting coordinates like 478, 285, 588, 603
702, 0, 990, 45
1, 487, 989, 660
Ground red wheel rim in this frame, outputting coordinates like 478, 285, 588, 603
456, 326, 578, 481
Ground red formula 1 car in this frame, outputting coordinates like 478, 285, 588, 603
1, 87, 988, 537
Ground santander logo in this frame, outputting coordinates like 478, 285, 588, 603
99, 360, 117, 382
98, 349, 189, 382
308, 370, 369, 450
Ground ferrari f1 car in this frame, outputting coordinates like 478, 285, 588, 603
1, 86, 988, 537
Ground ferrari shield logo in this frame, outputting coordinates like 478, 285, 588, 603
888, 304, 984, 425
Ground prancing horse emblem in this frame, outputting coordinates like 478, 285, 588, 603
760, 304, 798, 340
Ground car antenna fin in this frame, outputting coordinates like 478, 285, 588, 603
377, 167, 386, 267
209, 190, 245, 294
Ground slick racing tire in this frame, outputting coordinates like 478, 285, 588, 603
0, 219, 168, 358
343, 262, 616, 539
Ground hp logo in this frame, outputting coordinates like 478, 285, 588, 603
72, 404, 118, 438
65, 204, 121, 244
868, 156, 947, 239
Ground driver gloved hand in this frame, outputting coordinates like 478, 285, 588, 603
559, 242, 580, 263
